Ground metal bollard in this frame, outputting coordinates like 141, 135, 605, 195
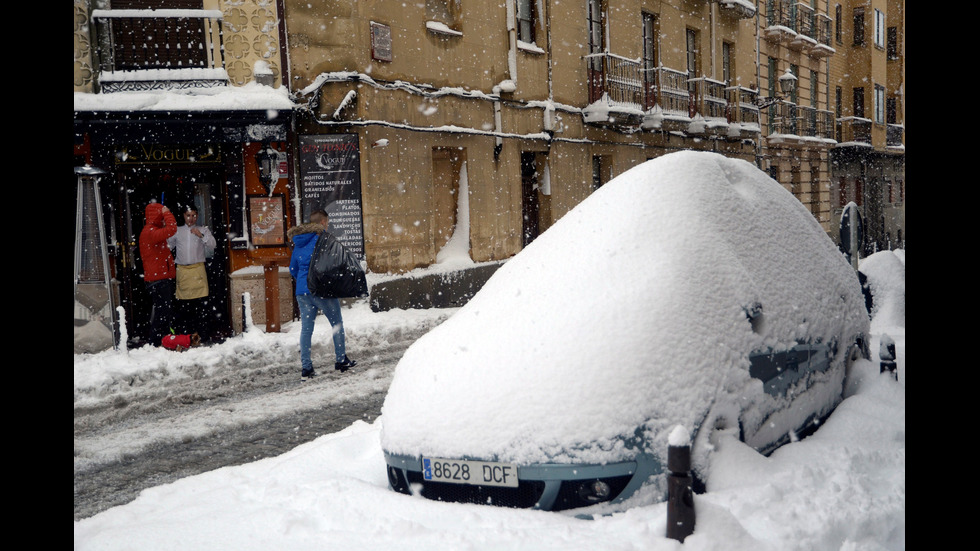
666, 426, 695, 542
879, 334, 897, 380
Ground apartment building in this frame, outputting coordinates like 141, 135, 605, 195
285, 1, 770, 274
827, 0, 905, 251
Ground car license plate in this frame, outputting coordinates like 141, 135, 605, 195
422, 457, 519, 488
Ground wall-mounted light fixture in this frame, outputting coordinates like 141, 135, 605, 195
755, 69, 798, 109
255, 143, 279, 192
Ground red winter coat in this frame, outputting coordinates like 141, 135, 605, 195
139, 203, 177, 282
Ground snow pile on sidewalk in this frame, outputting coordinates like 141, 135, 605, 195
73, 302, 454, 401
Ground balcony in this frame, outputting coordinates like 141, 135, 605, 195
717, 0, 757, 19
764, 0, 797, 41
91, 9, 227, 92
766, 101, 801, 144
789, 4, 817, 50
764, 0, 834, 58
886, 124, 905, 149
811, 14, 835, 57
583, 53, 645, 126
816, 110, 835, 140
641, 66, 692, 132
726, 86, 761, 139
836, 117, 873, 146
688, 77, 729, 136
798, 106, 817, 137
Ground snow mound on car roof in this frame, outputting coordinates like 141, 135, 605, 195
382, 151, 866, 465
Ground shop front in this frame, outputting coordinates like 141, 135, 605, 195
74, 110, 293, 349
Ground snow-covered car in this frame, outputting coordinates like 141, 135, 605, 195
380, 151, 870, 512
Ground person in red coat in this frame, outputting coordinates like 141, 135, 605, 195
139, 202, 177, 346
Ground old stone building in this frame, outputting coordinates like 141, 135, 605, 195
74, 1, 905, 347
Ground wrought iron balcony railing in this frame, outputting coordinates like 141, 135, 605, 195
837, 117, 873, 145
689, 77, 728, 121
766, 0, 796, 30
768, 101, 798, 135
816, 110, 835, 140
586, 52, 644, 108
886, 124, 905, 147
647, 65, 691, 118
91, 9, 226, 92
798, 105, 817, 137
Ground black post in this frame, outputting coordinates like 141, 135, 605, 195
666, 438, 695, 542
879, 334, 897, 380
241, 292, 250, 333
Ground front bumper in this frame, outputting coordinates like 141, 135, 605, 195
384, 451, 663, 511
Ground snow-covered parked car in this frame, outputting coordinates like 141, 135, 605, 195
380, 151, 870, 512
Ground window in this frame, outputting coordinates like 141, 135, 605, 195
873, 84, 885, 124
886, 179, 894, 203
686, 28, 700, 89
517, 0, 536, 43
855, 177, 864, 207
886, 97, 897, 125
426, 0, 462, 33
873, 9, 885, 48
853, 87, 864, 118
887, 27, 899, 59
586, 0, 606, 103
853, 7, 865, 46
722, 41, 734, 84
592, 155, 609, 190
835, 4, 842, 43
642, 13, 659, 109
810, 70, 818, 107
587, 0, 604, 55
838, 177, 847, 207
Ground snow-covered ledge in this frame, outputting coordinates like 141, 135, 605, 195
517, 40, 545, 55
426, 20, 462, 37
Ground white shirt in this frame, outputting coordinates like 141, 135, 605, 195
168, 225, 216, 265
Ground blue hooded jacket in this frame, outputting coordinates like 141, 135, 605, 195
288, 223, 324, 296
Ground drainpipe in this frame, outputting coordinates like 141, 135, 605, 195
506, 0, 518, 82
496, 0, 519, 159
710, 1, 716, 79
754, 0, 764, 171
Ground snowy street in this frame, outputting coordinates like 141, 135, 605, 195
73, 304, 456, 519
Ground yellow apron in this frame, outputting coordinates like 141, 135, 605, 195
176, 263, 208, 300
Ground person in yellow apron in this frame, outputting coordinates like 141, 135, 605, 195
168, 204, 216, 341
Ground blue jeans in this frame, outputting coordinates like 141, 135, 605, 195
296, 293, 346, 371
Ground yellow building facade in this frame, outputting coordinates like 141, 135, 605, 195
74, 1, 906, 344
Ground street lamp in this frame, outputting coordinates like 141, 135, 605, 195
754, 68, 798, 108
778, 69, 797, 96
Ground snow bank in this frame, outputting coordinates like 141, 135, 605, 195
382, 151, 868, 465
860, 250, 906, 332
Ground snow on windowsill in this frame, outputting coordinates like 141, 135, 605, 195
517, 40, 545, 55
426, 21, 462, 37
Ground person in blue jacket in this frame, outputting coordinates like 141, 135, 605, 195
288, 210, 356, 380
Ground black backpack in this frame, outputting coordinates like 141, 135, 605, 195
307, 232, 369, 299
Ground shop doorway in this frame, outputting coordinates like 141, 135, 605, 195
116, 166, 231, 347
